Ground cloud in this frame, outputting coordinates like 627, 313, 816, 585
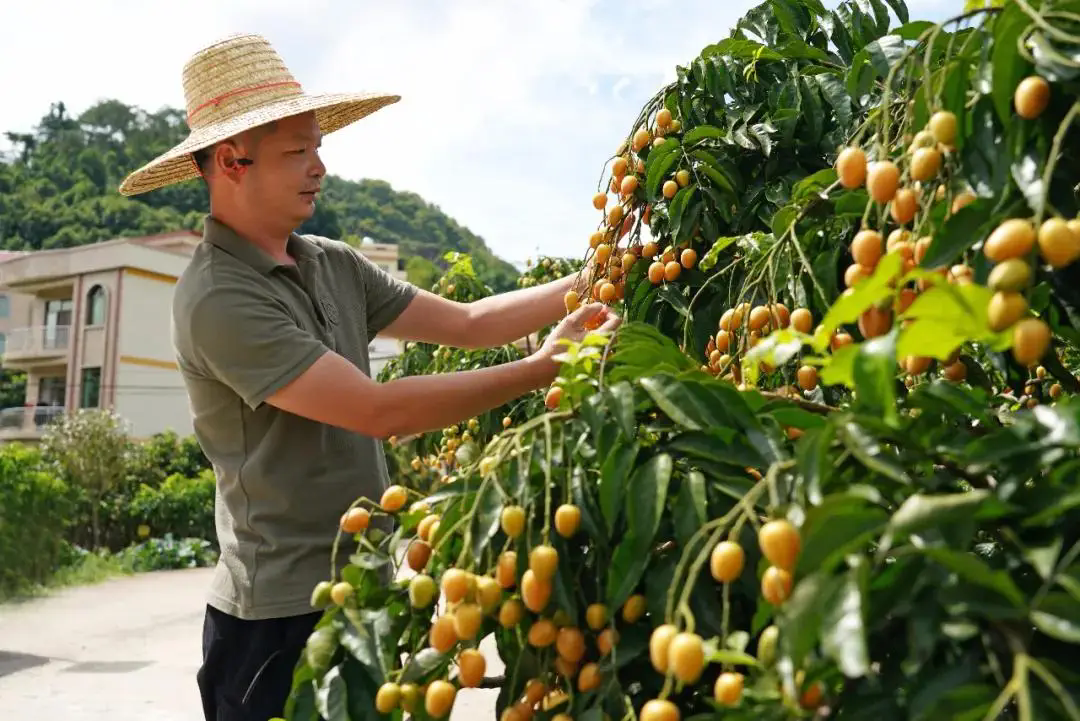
11, 0, 957, 267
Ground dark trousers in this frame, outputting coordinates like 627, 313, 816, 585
197, 604, 321, 721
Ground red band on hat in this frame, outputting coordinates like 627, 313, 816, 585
187, 80, 302, 123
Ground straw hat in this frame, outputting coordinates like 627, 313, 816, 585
118, 33, 399, 196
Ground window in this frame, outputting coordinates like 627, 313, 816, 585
0, 294, 9, 318
86, 285, 107, 326
80, 367, 101, 408
0, 332, 6, 356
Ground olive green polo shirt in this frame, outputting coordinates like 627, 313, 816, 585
171, 215, 418, 620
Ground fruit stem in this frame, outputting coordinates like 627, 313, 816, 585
720, 581, 732, 671
1037, 99, 1080, 227
542, 416, 554, 543
1014, 0, 1080, 45
1026, 655, 1080, 721
665, 477, 768, 624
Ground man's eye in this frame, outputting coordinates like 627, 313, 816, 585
290, 148, 306, 155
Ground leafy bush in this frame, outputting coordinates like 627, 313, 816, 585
0, 444, 73, 597
129, 470, 217, 546
119, 534, 218, 572
284, 1, 1080, 720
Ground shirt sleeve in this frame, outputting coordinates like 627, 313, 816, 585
350, 250, 419, 339
186, 283, 329, 410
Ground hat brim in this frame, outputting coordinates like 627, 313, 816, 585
117, 91, 400, 196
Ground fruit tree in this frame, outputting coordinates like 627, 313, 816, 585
286, 1, 1080, 719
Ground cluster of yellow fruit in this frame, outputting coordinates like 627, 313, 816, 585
701, 302, 822, 383
639, 519, 807, 720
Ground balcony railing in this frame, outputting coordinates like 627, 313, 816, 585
2, 325, 71, 359
0, 405, 66, 437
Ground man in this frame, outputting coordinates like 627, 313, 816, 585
118, 33, 619, 721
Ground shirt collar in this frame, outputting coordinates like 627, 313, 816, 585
201, 214, 323, 274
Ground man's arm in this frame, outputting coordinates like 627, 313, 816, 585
186, 283, 617, 439
380, 273, 581, 349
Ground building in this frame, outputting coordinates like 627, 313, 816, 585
0, 231, 408, 442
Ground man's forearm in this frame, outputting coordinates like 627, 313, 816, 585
465, 273, 581, 347
377, 353, 556, 438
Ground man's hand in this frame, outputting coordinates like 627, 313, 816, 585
535, 303, 622, 376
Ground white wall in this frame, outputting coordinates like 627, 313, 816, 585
112, 362, 192, 438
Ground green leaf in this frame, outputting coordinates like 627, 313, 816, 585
991, 1, 1033, 125
645, 138, 683, 201
821, 563, 870, 678
797, 500, 887, 576
894, 20, 934, 40
853, 327, 898, 425
919, 197, 996, 269
606, 532, 651, 609
639, 374, 724, 430
600, 441, 638, 533
1031, 592, 1080, 643
884, 490, 1006, 547
896, 281, 1013, 359
699, 235, 738, 271
673, 470, 707, 548
668, 185, 698, 240
314, 665, 349, 721
819, 251, 902, 338
682, 125, 724, 145
779, 571, 842, 669
604, 382, 637, 439
399, 648, 449, 683
815, 74, 853, 129
625, 453, 673, 546
471, 479, 502, 560
923, 548, 1025, 608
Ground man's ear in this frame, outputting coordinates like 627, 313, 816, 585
214, 140, 248, 182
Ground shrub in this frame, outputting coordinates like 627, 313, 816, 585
0, 444, 73, 597
120, 534, 218, 572
129, 469, 217, 546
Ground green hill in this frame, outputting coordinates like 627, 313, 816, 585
0, 100, 519, 291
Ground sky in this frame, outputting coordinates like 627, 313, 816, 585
0, 0, 955, 268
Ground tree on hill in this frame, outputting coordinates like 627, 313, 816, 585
0, 100, 519, 290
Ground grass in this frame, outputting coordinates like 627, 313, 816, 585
0, 550, 134, 604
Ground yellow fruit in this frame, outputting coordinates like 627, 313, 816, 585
1012, 318, 1051, 367
597, 627, 618, 655
910, 129, 936, 151
668, 632, 706, 683
592, 192, 607, 210
620, 174, 639, 196
905, 356, 932, 376
501, 505, 526, 537
662, 179, 678, 199
430, 615, 458, 652
417, 514, 439, 542
400, 683, 420, 712
1038, 217, 1080, 268
577, 662, 602, 692
496, 551, 517, 589
836, 146, 867, 189
340, 507, 370, 533
762, 566, 794, 605
858, 306, 893, 339
1015, 75, 1050, 119
984, 218, 1036, 262
790, 307, 813, 333
867, 160, 900, 203
657, 108, 673, 127
845, 263, 871, 288
498, 599, 525, 628
564, 290, 580, 313
851, 229, 884, 268
681, 247, 698, 269
586, 603, 608, 631
529, 545, 558, 581
1050, 383, 1063, 399
951, 190, 976, 214
330, 581, 353, 606
710, 540, 745, 583
648, 261, 666, 284
622, 593, 647, 623
425, 680, 457, 718
797, 365, 818, 391
409, 574, 437, 608
676, 169, 691, 186
613, 156, 628, 177
375, 682, 402, 714
649, 623, 678, 673
757, 625, 779, 666
458, 648, 486, 688
911, 147, 941, 182
929, 110, 957, 144
890, 188, 918, 225
528, 618, 557, 647
442, 568, 469, 603
641, 699, 681, 721
607, 204, 624, 228
943, 360, 967, 382
633, 128, 651, 151
987, 258, 1032, 292
407, 539, 432, 572
521, 570, 552, 612
477, 575, 502, 613
988, 291, 1028, 332
664, 260, 682, 281
555, 626, 586, 662
714, 671, 745, 706
554, 504, 581, 538
381, 485, 408, 512
454, 603, 483, 640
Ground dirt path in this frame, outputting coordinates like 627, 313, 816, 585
0, 568, 500, 720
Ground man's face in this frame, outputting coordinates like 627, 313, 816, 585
231, 112, 326, 227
